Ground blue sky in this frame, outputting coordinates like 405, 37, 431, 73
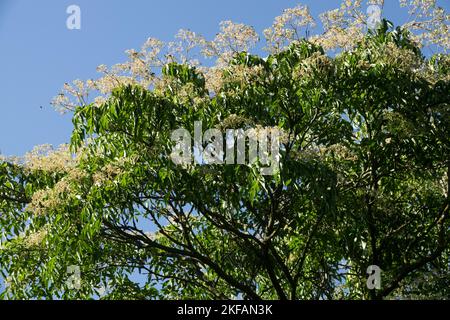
0, 0, 448, 157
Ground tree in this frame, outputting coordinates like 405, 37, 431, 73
1, 1, 449, 300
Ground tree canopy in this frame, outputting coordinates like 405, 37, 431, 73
1, 1, 449, 300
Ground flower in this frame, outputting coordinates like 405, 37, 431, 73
169, 29, 206, 64
51, 78, 95, 113
24, 228, 48, 248
264, 4, 316, 53
400, 0, 449, 51
24, 144, 75, 174
201, 21, 259, 65
51, 0, 448, 116
96, 64, 108, 73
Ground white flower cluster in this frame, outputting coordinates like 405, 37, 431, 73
264, 4, 316, 53
202, 21, 259, 65
24, 144, 76, 174
50, 0, 448, 113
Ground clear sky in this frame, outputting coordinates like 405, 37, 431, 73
0, 0, 448, 156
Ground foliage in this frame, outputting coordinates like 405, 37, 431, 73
1, 1, 449, 300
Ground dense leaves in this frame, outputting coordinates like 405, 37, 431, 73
1, 23, 449, 300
